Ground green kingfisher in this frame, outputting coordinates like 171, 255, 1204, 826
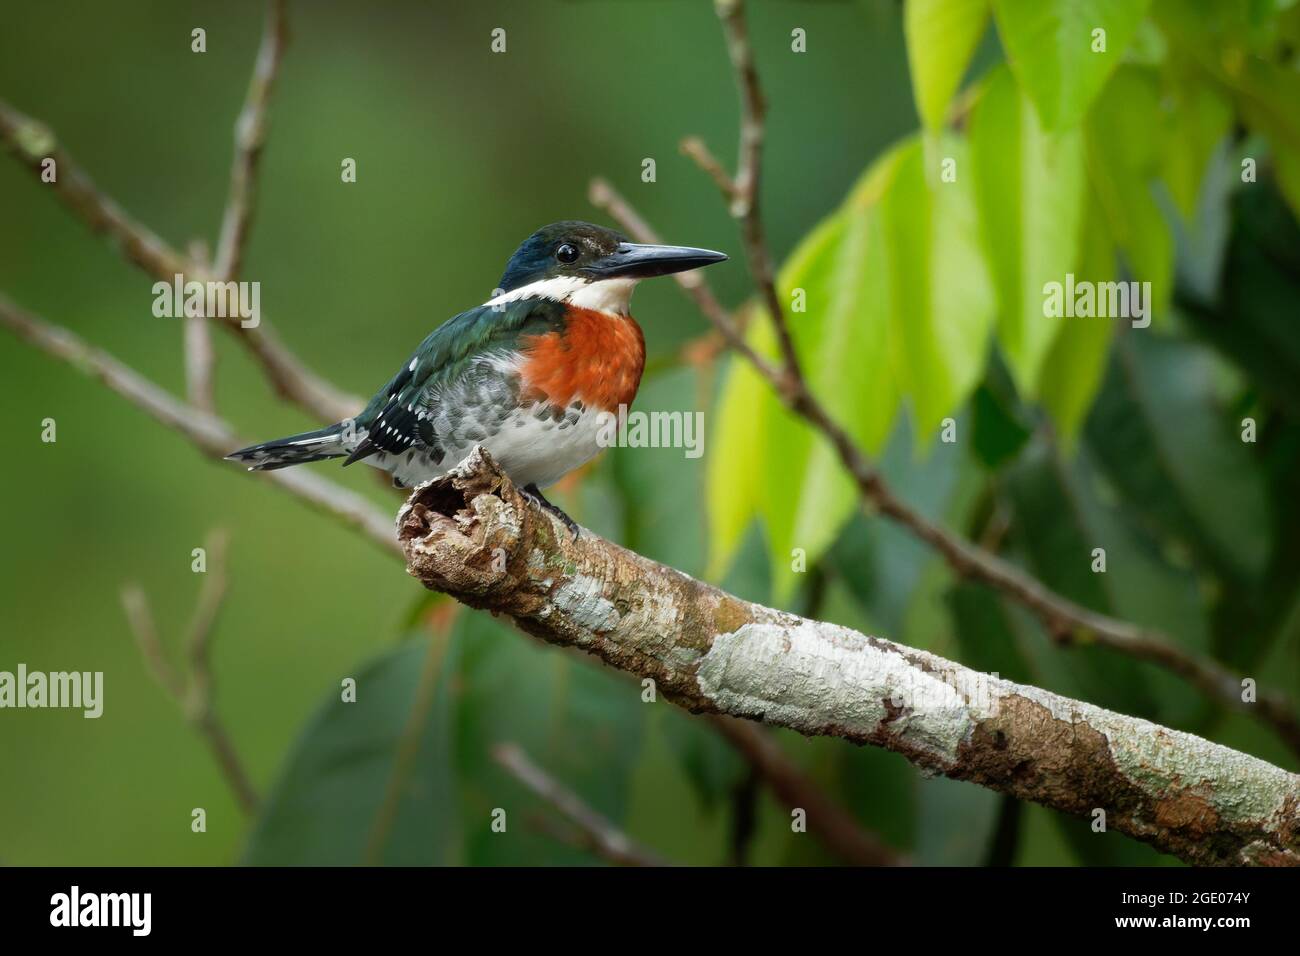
227, 221, 727, 534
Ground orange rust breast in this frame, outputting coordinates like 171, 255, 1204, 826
518, 307, 646, 412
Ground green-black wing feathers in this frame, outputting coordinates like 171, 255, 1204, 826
343, 298, 564, 465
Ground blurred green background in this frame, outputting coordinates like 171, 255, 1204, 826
1, 0, 1297, 866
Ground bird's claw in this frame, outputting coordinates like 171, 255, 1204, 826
523, 483, 580, 540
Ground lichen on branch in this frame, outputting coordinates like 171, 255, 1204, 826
400, 447, 1300, 867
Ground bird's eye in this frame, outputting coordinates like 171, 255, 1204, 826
556, 242, 580, 263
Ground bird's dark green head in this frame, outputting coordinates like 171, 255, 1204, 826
496, 220, 727, 299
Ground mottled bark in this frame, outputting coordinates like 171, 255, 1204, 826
400, 449, 1300, 867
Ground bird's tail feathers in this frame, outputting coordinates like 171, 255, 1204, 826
226, 424, 348, 472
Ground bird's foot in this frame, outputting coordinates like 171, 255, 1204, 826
523, 483, 580, 540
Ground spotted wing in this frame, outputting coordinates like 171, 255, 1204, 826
344, 298, 562, 465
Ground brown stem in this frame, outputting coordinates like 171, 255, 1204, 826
213, 0, 289, 282
184, 240, 218, 413
120, 529, 259, 816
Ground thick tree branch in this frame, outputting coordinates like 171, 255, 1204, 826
399, 449, 1300, 867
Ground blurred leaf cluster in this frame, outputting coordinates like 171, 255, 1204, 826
712, 0, 1300, 601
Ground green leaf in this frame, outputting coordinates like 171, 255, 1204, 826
915, 776, 1001, 865
658, 707, 746, 812
622, 709, 734, 863
1084, 332, 1273, 581
835, 738, 919, 854
970, 67, 1086, 395
1237, 61, 1300, 222
831, 416, 970, 639
1273, 146, 1300, 223
1183, 178, 1300, 415
904, 0, 990, 130
755, 149, 906, 600
451, 611, 647, 865
1085, 66, 1174, 318
1161, 69, 1232, 219
947, 581, 1037, 684
399, 589, 450, 631
992, 0, 1153, 130
613, 366, 707, 574
881, 136, 997, 440
1037, 198, 1116, 440
1211, 416, 1300, 671
1053, 813, 1169, 865
1153, 2, 1300, 219
244, 634, 459, 865
706, 345, 769, 578
970, 379, 1032, 470
1004, 440, 1209, 726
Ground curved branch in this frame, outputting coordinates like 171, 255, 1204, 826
399, 448, 1300, 868
0, 96, 361, 423
0, 291, 396, 556
214, 0, 289, 282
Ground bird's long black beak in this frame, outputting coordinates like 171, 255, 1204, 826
592, 242, 728, 279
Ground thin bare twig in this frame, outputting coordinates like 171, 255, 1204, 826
214, 0, 289, 281
680, 135, 736, 202
592, 0, 1300, 759
709, 0, 800, 392
588, 178, 776, 382
120, 587, 187, 703
183, 310, 217, 413
0, 96, 361, 423
120, 529, 259, 816
184, 240, 218, 412
0, 291, 398, 557
492, 743, 669, 867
